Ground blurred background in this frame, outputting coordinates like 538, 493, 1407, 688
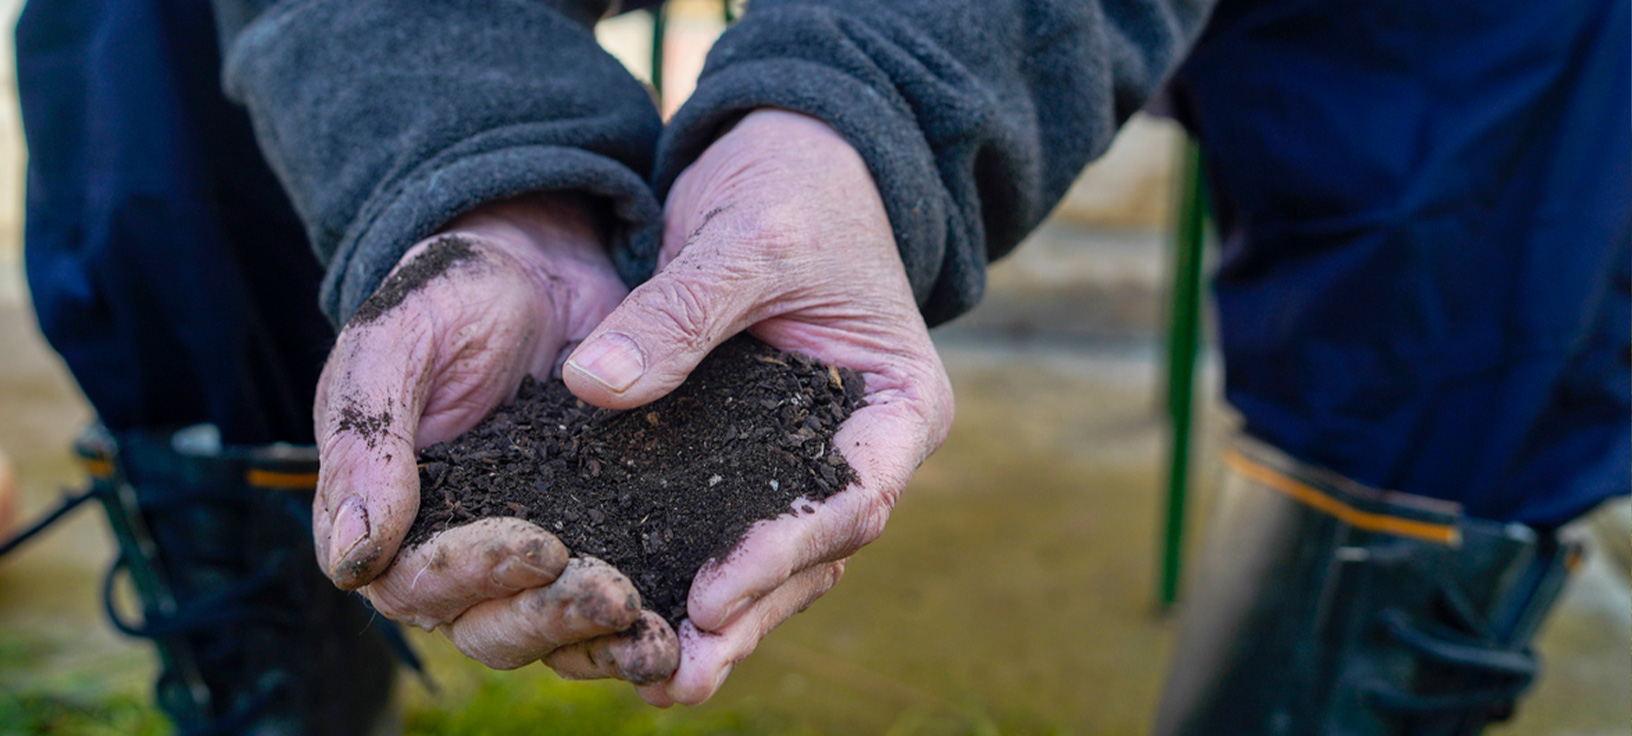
0, 1, 1626, 734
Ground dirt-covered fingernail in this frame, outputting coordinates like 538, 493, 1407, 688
328, 496, 383, 588
618, 615, 680, 684
491, 554, 553, 589
567, 333, 645, 393
330, 495, 370, 566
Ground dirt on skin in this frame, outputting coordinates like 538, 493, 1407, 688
404, 335, 866, 625
349, 235, 478, 325
336, 404, 392, 448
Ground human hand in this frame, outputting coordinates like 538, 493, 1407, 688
555, 110, 955, 704
312, 195, 678, 683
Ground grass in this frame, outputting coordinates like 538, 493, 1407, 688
0, 636, 167, 736
0, 630, 1025, 736
401, 669, 806, 736
398, 634, 816, 736
0, 691, 169, 736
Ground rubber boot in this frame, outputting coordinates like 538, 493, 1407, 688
75, 424, 404, 736
1153, 435, 1585, 736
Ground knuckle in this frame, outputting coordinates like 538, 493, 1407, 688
481, 541, 510, 566
627, 252, 771, 347
633, 275, 719, 350
362, 589, 410, 621
545, 646, 600, 681
793, 563, 846, 616
314, 433, 378, 500
529, 585, 565, 615
366, 585, 442, 631
856, 505, 891, 547
317, 419, 368, 458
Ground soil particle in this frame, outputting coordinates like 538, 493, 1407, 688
337, 403, 393, 448
349, 235, 479, 325
404, 336, 865, 625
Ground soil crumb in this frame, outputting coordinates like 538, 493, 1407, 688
404, 335, 866, 625
350, 235, 478, 325
337, 403, 392, 448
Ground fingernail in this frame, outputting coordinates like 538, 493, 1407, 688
330, 496, 370, 567
567, 333, 645, 393
491, 554, 552, 589
717, 596, 753, 628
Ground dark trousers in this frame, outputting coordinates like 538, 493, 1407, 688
17, 0, 332, 445
1171, 0, 1630, 526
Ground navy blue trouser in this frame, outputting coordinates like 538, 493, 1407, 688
17, 0, 1630, 523
16, 0, 332, 446
1170, 0, 1630, 526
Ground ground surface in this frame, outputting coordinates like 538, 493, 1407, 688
2, 221, 1627, 735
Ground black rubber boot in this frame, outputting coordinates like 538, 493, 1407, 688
1153, 436, 1585, 736
75, 425, 404, 736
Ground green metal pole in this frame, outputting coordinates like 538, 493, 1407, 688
1159, 137, 1207, 612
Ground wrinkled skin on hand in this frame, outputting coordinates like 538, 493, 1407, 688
312, 195, 679, 684
311, 110, 953, 700
562, 109, 955, 706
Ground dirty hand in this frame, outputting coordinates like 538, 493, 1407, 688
559, 109, 955, 705
313, 195, 678, 683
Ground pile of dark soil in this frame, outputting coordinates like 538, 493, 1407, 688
403, 336, 865, 625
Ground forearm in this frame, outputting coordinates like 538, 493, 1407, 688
656, 0, 1214, 325
213, 0, 663, 325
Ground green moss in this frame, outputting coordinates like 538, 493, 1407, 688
404, 668, 768, 736
0, 626, 1015, 736
0, 691, 168, 736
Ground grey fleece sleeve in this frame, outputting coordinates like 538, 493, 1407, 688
654, 0, 1212, 326
217, 0, 663, 325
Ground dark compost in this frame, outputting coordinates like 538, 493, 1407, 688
404, 336, 865, 625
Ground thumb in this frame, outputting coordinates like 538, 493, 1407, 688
314, 234, 547, 589
563, 248, 767, 410
313, 311, 439, 590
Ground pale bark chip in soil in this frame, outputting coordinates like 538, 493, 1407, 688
405, 335, 866, 626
